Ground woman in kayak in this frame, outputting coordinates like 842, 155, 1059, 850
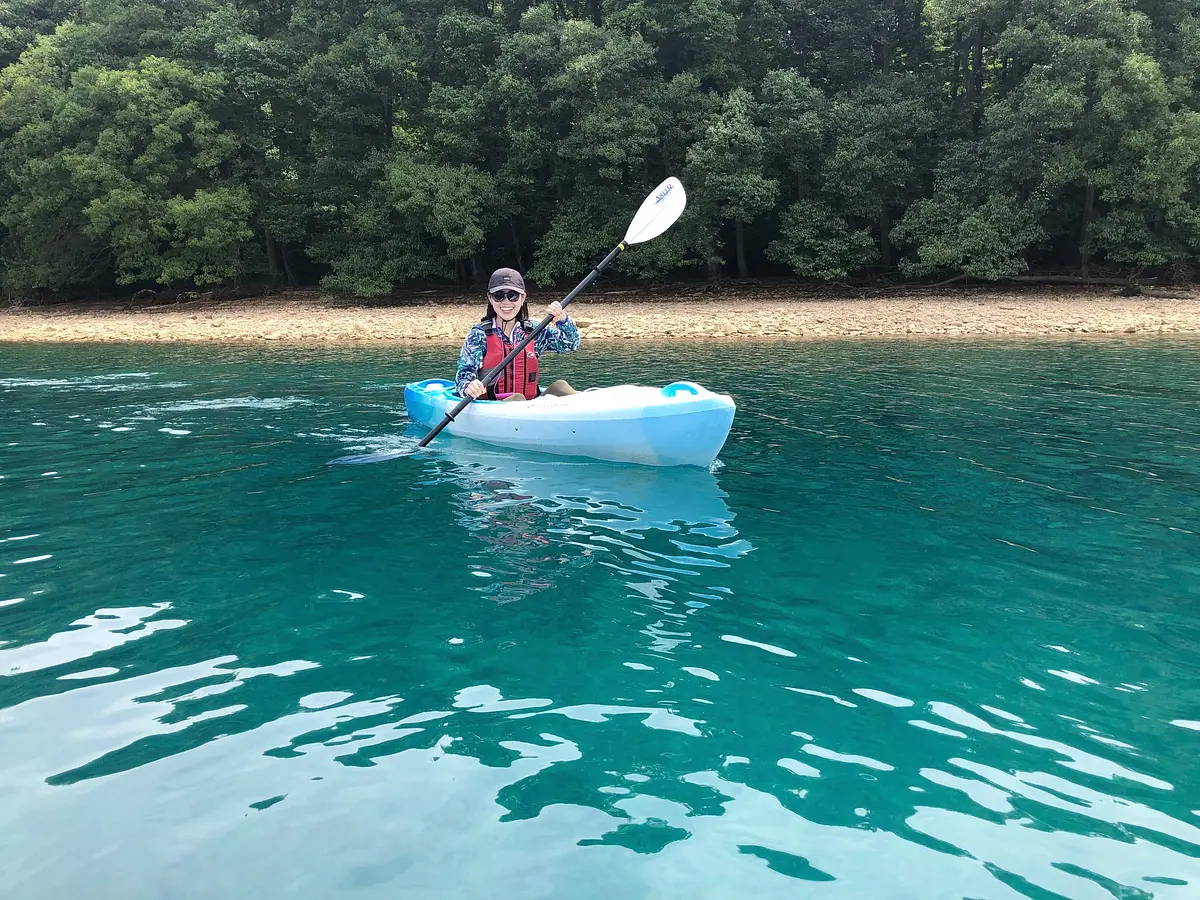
456, 267, 580, 401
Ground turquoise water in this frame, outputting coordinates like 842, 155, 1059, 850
2, 339, 1199, 899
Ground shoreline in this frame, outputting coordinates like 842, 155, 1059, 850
3, 287, 1199, 344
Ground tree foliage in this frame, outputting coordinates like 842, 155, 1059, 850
1, 0, 1199, 299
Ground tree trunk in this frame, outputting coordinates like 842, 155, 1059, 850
970, 22, 985, 132
1081, 180, 1095, 277
706, 233, 722, 282
470, 253, 481, 284
265, 231, 282, 287
901, 0, 921, 69
874, 38, 891, 73
879, 205, 892, 270
589, 0, 603, 27
1002, 275, 1137, 285
735, 220, 748, 279
950, 22, 962, 102
280, 241, 297, 287
509, 217, 525, 271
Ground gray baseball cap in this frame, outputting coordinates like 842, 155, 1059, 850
488, 267, 525, 294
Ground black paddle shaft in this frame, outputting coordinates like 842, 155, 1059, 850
416, 242, 625, 448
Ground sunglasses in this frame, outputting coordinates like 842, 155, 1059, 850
489, 290, 522, 302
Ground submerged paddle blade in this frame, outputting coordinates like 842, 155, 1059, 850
623, 177, 687, 245
328, 436, 422, 465
329, 448, 411, 465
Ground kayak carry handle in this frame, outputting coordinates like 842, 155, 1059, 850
662, 382, 701, 398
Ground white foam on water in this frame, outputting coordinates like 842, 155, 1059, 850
0, 373, 153, 388
0, 602, 186, 676
298, 691, 353, 710
778, 757, 821, 778
801, 742, 894, 772
854, 688, 915, 708
785, 687, 857, 707
0, 373, 170, 394
909, 719, 969, 739
151, 397, 312, 413
1048, 669, 1101, 686
57, 667, 121, 681
721, 634, 796, 657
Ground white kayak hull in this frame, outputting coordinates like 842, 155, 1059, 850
404, 379, 736, 467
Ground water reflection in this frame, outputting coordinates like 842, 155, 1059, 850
427, 445, 740, 536
420, 444, 755, 606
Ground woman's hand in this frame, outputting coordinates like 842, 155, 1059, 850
546, 300, 566, 323
464, 379, 486, 399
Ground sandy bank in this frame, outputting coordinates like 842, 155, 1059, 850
2, 286, 1199, 344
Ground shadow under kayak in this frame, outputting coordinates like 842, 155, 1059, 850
404, 379, 736, 467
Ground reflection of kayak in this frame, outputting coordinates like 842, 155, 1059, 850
403, 379, 736, 467
431, 444, 752, 607
428, 443, 744, 541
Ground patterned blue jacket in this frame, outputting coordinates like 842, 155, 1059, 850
455, 316, 581, 396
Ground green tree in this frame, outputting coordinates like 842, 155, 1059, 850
0, 51, 254, 294
823, 77, 936, 270
758, 68, 878, 280
0, 1, 79, 67
686, 87, 778, 278
768, 200, 877, 279
3, 0, 1200, 297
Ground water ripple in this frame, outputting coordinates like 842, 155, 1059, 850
1, 341, 1198, 898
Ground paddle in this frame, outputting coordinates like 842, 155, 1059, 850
417, 176, 688, 449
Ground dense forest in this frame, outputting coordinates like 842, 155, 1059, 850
1, 0, 1198, 300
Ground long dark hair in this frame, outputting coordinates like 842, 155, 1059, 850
480, 291, 530, 326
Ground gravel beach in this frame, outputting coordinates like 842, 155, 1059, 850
4, 285, 1198, 344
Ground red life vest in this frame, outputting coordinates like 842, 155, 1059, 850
481, 320, 539, 400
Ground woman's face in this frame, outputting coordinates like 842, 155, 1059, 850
489, 289, 524, 322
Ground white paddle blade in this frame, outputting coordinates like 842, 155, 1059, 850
623, 177, 687, 245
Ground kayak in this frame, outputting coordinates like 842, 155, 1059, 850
403, 379, 736, 467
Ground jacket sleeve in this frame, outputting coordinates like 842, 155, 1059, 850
535, 316, 581, 355
455, 326, 487, 396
